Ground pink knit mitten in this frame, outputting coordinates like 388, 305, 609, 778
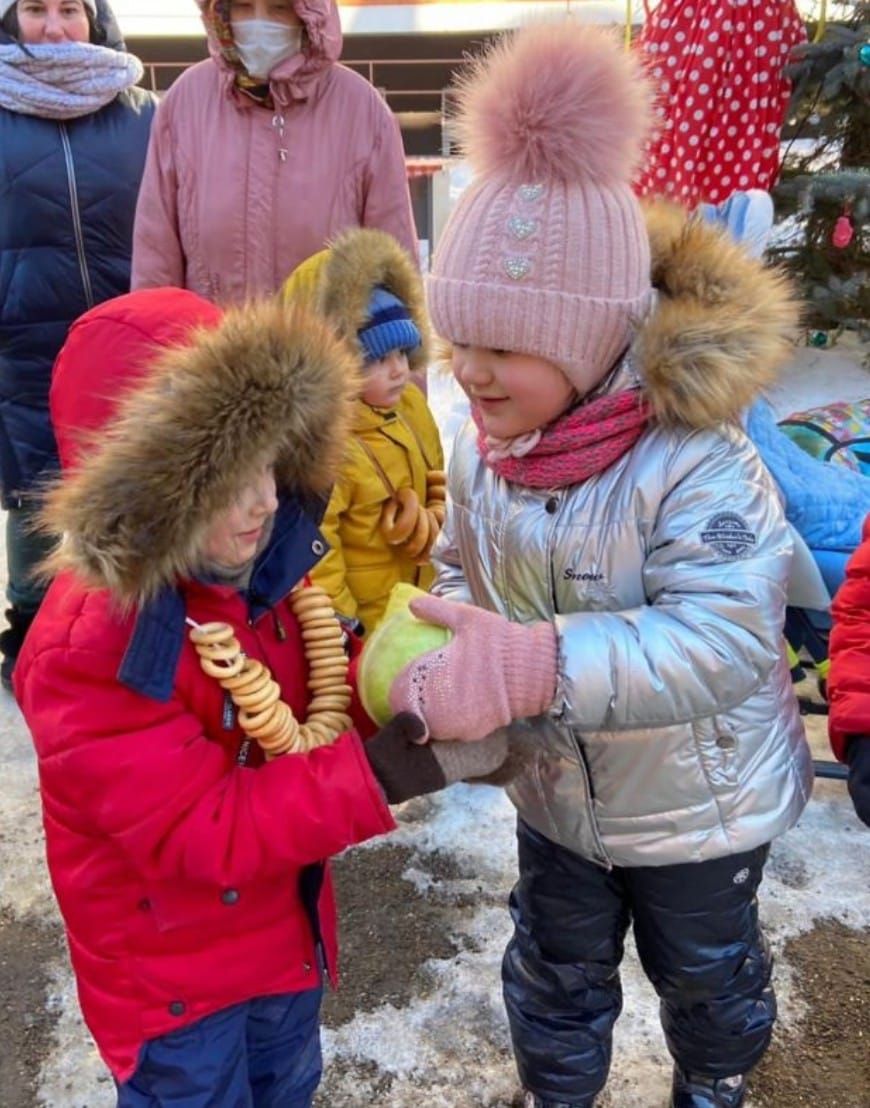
388, 594, 558, 741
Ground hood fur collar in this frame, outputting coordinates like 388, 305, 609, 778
42, 300, 359, 608
199, 0, 341, 105
636, 201, 801, 428
314, 228, 431, 375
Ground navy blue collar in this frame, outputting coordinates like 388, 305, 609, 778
118, 494, 327, 702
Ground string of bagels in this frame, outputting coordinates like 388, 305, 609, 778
356, 411, 447, 563
187, 584, 351, 760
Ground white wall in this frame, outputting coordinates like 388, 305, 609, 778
108, 0, 835, 40
110, 1, 635, 40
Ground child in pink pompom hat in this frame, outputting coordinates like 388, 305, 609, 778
389, 19, 812, 1108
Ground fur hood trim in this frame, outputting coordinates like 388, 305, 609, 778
42, 300, 360, 608
303, 228, 431, 374
637, 201, 801, 428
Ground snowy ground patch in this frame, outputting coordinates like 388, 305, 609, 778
316, 781, 869, 1108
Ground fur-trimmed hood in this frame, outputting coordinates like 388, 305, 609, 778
636, 201, 801, 428
43, 290, 359, 607
198, 0, 342, 104
283, 228, 431, 375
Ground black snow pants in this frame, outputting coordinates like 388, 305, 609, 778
503, 820, 775, 1107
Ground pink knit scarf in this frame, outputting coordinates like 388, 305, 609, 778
473, 388, 651, 489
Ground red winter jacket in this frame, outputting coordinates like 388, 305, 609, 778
829, 514, 870, 760
14, 289, 395, 1080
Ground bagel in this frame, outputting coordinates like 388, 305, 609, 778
292, 598, 336, 619
201, 654, 246, 680
297, 616, 340, 632
308, 695, 353, 714
307, 659, 347, 675
301, 721, 333, 745
428, 502, 446, 526
305, 642, 346, 660
239, 700, 283, 737
381, 486, 420, 544
189, 622, 234, 646
230, 667, 273, 700
414, 509, 442, 565
316, 711, 353, 732
426, 486, 446, 505
307, 671, 351, 689
199, 640, 242, 663
258, 718, 299, 755
292, 609, 337, 627
301, 626, 345, 644
402, 505, 431, 560
222, 659, 267, 691
234, 679, 281, 712
291, 585, 332, 607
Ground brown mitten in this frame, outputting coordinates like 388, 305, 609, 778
364, 713, 444, 804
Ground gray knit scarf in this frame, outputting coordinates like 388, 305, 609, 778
0, 41, 142, 120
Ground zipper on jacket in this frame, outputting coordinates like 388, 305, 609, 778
272, 113, 288, 162
59, 125, 95, 309
222, 691, 236, 731
272, 609, 287, 641
545, 490, 560, 612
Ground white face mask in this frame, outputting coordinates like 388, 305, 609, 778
231, 20, 303, 80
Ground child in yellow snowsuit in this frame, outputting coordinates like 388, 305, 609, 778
283, 229, 444, 635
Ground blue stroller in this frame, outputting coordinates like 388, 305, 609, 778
745, 398, 870, 778
700, 191, 870, 780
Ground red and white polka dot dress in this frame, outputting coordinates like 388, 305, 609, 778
634, 0, 806, 206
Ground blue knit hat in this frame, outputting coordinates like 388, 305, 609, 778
358, 287, 421, 365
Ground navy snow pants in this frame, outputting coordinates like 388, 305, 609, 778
503, 820, 774, 1107
116, 988, 323, 1108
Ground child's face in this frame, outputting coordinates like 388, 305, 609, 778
201, 463, 279, 568
362, 349, 410, 410
453, 345, 575, 439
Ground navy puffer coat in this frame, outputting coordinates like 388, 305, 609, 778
0, 2, 155, 506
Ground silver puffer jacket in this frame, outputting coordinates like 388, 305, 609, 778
432, 204, 814, 868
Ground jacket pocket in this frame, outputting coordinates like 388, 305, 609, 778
692, 716, 740, 792
144, 878, 250, 934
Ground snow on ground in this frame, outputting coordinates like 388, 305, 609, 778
324, 780, 869, 1108
11, 767, 868, 1108
765, 333, 870, 417
0, 340, 867, 1107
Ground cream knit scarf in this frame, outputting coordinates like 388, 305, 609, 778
0, 42, 142, 120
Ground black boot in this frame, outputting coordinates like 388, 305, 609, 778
0, 606, 36, 693
670, 1069, 746, 1108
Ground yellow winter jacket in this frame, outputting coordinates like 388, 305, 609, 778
311, 384, 443, 634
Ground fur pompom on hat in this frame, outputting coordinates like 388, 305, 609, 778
429, 21, 655, 393
456, 20, 651, 187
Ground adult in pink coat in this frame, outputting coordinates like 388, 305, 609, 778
131, 0, 416, 303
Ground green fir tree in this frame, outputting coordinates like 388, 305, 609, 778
770, 0, 870, 337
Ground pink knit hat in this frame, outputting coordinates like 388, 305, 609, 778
428, 21, 655, 395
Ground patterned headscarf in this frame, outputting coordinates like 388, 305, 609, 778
203, 0, 272, 106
